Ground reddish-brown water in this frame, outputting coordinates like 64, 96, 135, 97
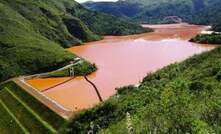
27, 23, 215, 111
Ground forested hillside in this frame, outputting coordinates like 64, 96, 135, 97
0, 0, 149, 82
192, 0, 221, 32
84, 0, 221, 31
84, 1, 142, 19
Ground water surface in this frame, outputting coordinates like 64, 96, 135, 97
27, 23, 215, 111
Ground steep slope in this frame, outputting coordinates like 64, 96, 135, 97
0, 0, 149, 82
1, 0, 100, 47
0, 1, 75, 82
72, 2, 150, 35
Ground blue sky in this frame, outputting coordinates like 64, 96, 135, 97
75, 0, 117, 3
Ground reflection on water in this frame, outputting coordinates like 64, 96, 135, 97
27, 23, 215, 111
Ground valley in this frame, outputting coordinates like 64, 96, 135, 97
26, 23, 215, 112
1, 0, 221, 133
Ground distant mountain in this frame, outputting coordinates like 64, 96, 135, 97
84, 0, 221, 31
192, 0, 221, 31
84, 1, 143, 19
0, 0, 150, 82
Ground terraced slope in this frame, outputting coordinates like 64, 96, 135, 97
0, 82, 66, 134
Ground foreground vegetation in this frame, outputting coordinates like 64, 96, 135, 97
0, 0, 149, 82
191, 33, 221, 44
0, 82, 66, 133
61, 47, 221, 133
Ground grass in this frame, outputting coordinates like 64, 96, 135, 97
0, 99, 27, 134
0, 81, 67, 133
0, 89, 53, 133
6, 88, 57, 133
62, 47, 221, 133
0, 82, 66, 129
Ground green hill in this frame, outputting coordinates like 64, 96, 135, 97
84, 0, 221, 45
84, 0, 221, 30
84, 1, 142, 19
84, 0, 198, 23
191, 0, 221, 32
0, 0, 149, 82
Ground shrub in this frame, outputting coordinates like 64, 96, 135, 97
116, 85, 136, 95
189, 81, 205, 92
216, 71, 221, 81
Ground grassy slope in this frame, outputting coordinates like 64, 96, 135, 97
0, 1, 75, 82
0, 0, 149, 82
0, 81, 66, 133
63, 47, 221, 133
1, 0, 100, 47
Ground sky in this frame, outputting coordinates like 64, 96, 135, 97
75, 0, 118, 3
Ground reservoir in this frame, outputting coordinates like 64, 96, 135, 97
27, 23, 215, 111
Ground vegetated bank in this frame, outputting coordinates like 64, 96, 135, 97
61, 46, 221, 133
0, 0, 150, 82
190, 33, 221, 45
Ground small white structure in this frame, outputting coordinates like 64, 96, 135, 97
74, 57, 81, 62
69, 67, 74, 76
